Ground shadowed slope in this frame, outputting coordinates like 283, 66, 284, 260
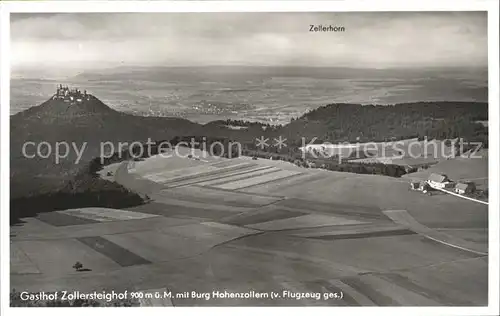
10, 94, 204, 197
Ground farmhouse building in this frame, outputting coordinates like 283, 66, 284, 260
410, 181, 431, 192
427, 173, 453, 189
455, 182, 476, 195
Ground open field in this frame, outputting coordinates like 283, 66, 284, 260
198, 166, 281, 187
161, 185, 282, 208
103, 231, 210, 262
11, 153, 488, 306
77, 236, 152, 267
246, 214, 366, 231
36, 208, 159, 226
11, 243, 41, 275
14, 239, 121, 276
143, 163, 257, 185
384, 210, 487, 255
37, 212, 100, 227
63, 208, 159, 222
11, 216, 199, 241
130, 148, 219, 173
213, 169, 302, 190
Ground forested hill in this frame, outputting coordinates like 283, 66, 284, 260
10, 98, 488, 198
274, 101, 488, 147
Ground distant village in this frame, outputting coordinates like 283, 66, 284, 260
52, 85, 91, 105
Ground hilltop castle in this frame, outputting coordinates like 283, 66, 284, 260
52, 84, 90, 104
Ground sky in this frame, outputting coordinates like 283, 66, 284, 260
11, 12, 488, 71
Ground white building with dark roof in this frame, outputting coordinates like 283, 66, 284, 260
455, 182, 476, 195
427, 173, 453, 189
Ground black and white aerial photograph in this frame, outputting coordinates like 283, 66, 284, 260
2, 1, 499, 314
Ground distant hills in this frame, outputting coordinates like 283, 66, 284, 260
281, 101, 489, 146
73, 65, 488, 82
10, 92, 488, 198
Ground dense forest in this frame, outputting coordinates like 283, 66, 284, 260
10, 176, 145, 225
280, 102, 488, 147
199, 102, 488, 150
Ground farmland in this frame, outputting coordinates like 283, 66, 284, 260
11, 152, 488, 306
403, 149, 488, 189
